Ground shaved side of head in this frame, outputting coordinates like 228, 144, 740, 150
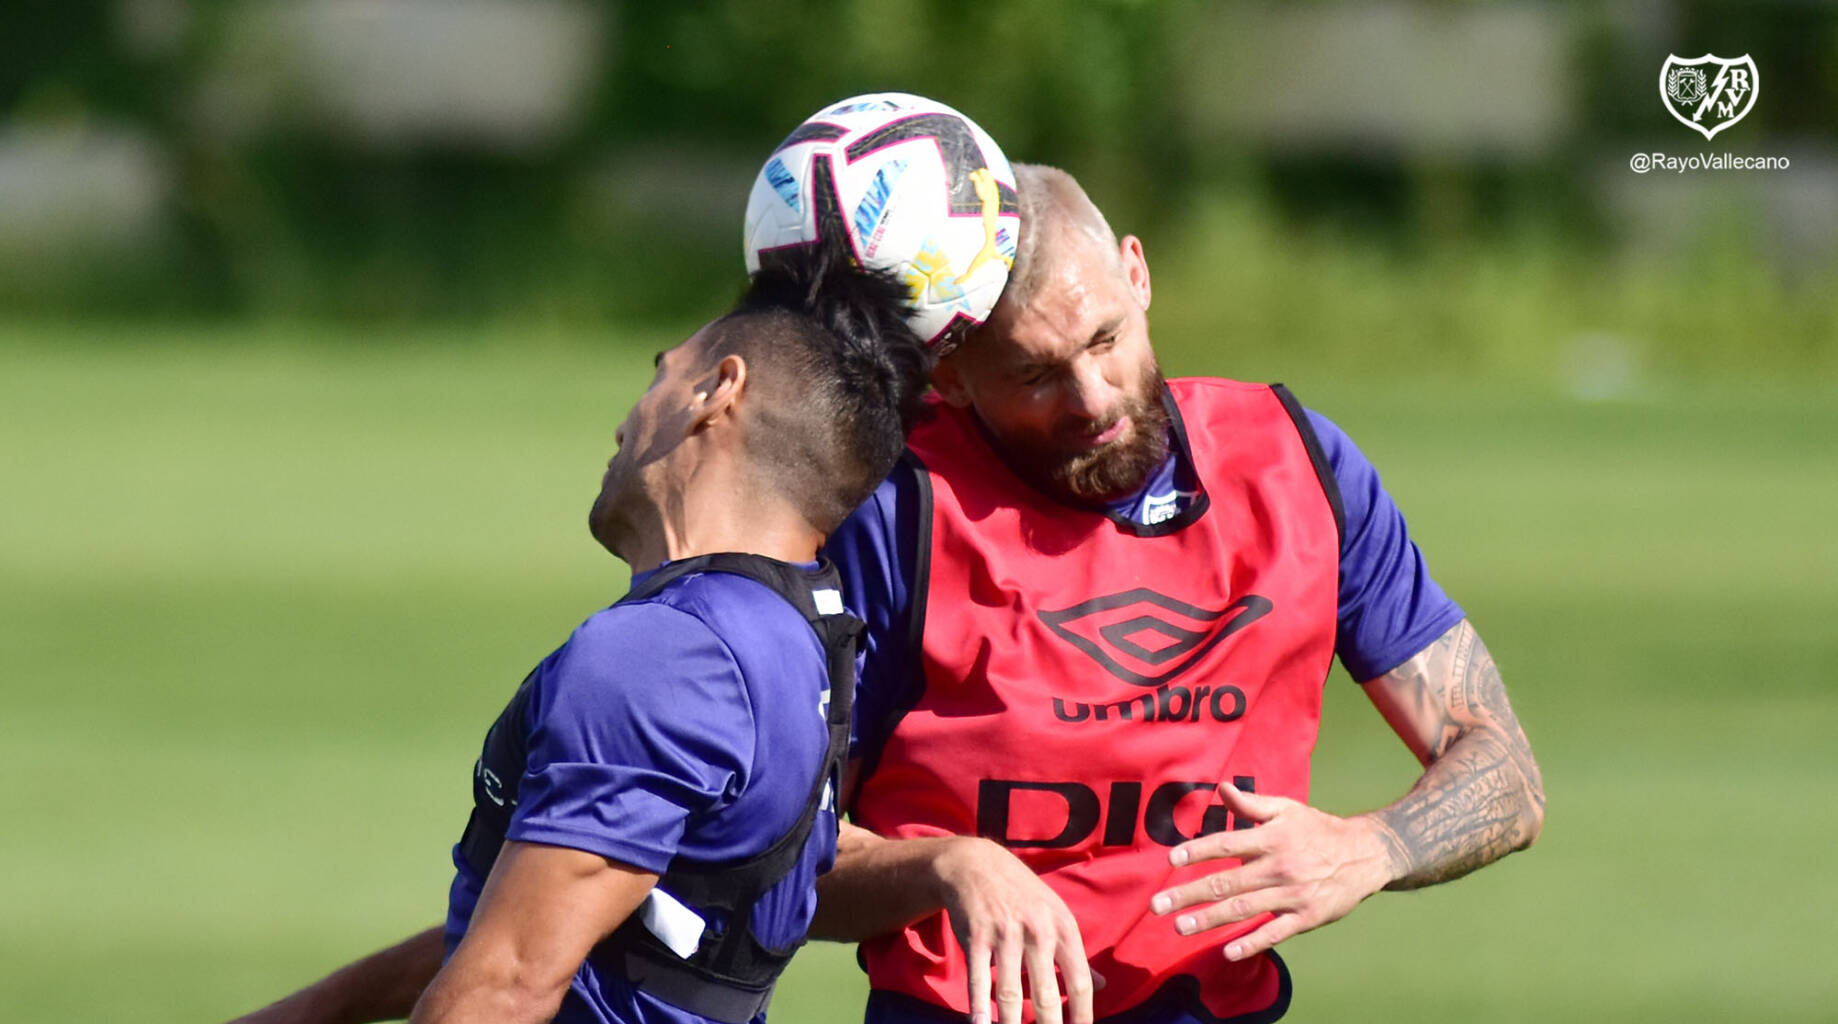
700, 252, 931, 534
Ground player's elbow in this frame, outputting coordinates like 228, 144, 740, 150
463, 970, 571, 1024
1516, 759, 1547, 851
415, 950, 574, 1024
502, 960, 574, 1017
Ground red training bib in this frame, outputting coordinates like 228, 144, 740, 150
855, 379, 1341, 1023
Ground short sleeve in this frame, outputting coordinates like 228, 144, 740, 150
506, 602, 757, 873
1309, 409, 1466, 682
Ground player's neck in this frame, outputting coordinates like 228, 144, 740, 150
627, 480, 821, 574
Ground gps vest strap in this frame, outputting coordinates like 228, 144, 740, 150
456, 552, 861, 1023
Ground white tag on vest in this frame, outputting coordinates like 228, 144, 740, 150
639, 887, 707, 959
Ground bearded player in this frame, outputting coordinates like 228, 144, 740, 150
811, 163, 1545, 1024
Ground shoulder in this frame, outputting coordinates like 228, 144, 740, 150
1169, 377, 1330, 435
1300, 407, 1371, 476
1288, 405, 1466, 679
641, 570, 805, 634
521, 583, 767, 787
835, 461, 915, 535
1171, 378, 1351, 430
1167, 376, 1271, 400
567, 590, 737, 674
574, 569, 825, 677
1290, 405, 1386, 521
1171, 378, 1374, 491
509, 578, 784, 866
540, 582, 757, 726
827, 457, 923, 577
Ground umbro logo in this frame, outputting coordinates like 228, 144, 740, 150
1036, 589, 1271, 688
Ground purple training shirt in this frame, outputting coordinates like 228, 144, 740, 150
442, 567, 839, 1024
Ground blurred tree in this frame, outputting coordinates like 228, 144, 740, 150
0, 0, 1832, 341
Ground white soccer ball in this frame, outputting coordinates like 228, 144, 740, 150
743, 93, 1020, 349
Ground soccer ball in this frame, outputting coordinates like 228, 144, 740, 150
743, 93, 1020, 349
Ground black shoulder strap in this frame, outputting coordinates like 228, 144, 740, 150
1270, 383, 1346, 545
623, 551, 829, 618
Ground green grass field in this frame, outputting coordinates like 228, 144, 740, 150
3, 325, 1835, 1022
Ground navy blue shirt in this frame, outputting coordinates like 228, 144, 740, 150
824, 404, 1464, 770
442, 566, 840, 1024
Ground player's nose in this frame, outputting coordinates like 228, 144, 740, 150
1062, 355, 1118, 422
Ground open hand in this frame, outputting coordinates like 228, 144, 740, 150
1148, 783, 1395, 962
933, 837, 1102, 1024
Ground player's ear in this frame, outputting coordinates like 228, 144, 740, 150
1120, 235, 1151, 311
929, 352, 973, 407
689, 354, 746, 434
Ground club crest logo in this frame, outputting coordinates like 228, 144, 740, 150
1660, 54, 1759, 140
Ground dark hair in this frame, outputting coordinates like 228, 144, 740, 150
700, 244, 931, 534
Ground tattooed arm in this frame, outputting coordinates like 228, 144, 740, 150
1361, 618, 1545, 888
1147, 619, 1543, 959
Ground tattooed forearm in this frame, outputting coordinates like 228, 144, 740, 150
1363, 620, 1545, 890
1372, 730, 1538, 889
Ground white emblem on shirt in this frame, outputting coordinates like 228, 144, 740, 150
1141, 487, 1199, 526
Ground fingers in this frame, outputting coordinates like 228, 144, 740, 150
1168, 825, 1265, 868
941, 839, 1097, 1024
1025, 941, 1063, 1024
993, 931, 1025, 1024
1168, 783, 1293, 868
1053, 925, 1095, 1024
1213, 780, 1287, 823
1223, 911, 1307, 962
1151, 858, 1282, 916
1170, 886, 1295, 937
966, 923, 1098, 1024
966, 934, 992, 1024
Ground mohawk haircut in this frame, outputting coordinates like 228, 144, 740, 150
701, 242, 931, 534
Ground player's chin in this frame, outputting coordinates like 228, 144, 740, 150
1063, 434, 1165, 502
587, 483, 625, 545
1053, 454, 1132, 504
586, 500, 614, 545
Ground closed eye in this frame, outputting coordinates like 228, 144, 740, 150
1088, 318, 1125, 351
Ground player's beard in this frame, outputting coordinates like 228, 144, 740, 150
999, 361, 1172, 507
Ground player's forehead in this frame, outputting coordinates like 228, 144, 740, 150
658, 321, 721, 371
984, 247, 1124, 363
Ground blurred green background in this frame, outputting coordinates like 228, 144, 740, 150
3, 2, 1835, 1022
